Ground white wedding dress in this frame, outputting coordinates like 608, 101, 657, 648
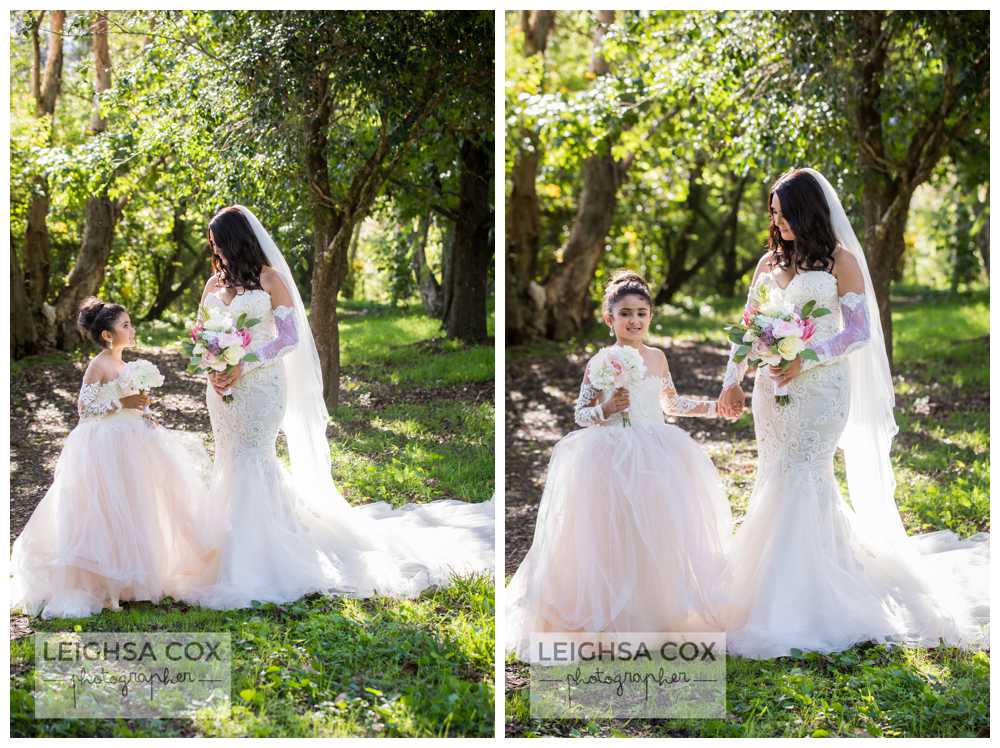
718, 270, 989, 658
506, 356, 732, 662
191, 286, 494, 610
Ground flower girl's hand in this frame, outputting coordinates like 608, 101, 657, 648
120, 392, 150, 410
602, 387, 630, 416
718, 385, 744, 419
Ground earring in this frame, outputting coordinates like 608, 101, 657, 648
609, 328, 614, 337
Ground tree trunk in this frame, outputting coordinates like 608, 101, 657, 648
505, 11, 554, 345
52, 12, 119, 349
517, 10, 629, 341
848, 10, 986, 364
54, 197, 120, 347
142, 205, 204, 321
444, 138, 492, 342
410, 211, 442, 317
22, 10, 65, 332
11, 235, 38, 358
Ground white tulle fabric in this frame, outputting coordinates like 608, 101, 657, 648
717, 270, 989, 657
11, 377, 218, 619
507, 361, 732, 662
190, 210, 493, 609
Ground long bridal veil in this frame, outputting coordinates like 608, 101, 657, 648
801, 171, 988, 644
231, 205, 493, 598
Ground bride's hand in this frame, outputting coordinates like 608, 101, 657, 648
717, 385, 744, 419
210, 364, 242, 395
769, 356, 803, 387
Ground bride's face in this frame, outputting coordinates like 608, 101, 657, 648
209, 229, 229, 269
770, 194, 795, 241
605, 295, 651, 345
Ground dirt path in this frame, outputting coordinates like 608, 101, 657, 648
10, 345, 492, 543
504, 339, 757, 576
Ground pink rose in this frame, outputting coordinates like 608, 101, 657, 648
800, 318, 816, 341
190, 323, 204, 341
237, 329, 252, 348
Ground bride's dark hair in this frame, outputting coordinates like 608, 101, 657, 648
208, 206, 269, 290
768, 169, 838, 273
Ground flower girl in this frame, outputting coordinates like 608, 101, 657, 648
506, 271, 732, 660
11, 297, 217, 619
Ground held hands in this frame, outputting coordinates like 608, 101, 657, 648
717, 385, 745, 420
601, 387, 630, 417
768, 355, 803, 387
209, 363, 243, 396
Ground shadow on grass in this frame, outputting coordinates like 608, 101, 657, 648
12, 575, 495, 738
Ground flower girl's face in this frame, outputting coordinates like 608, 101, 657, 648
103, 312, 137, 350
605, 295, 651, 345
770, 193, 795, 241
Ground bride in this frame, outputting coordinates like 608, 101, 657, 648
716, 168, 989, 658
190, 205, 493, 610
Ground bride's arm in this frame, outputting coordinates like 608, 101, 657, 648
800, 251, 869, 372
241, 268, 299, 374
661, 354, 717, 418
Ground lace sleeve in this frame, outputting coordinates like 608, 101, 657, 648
243, 306, 298, 373
574, 367, 607, 427
661, 365, 717, 418
78, 382, 120, 419
801, 292, 870, 371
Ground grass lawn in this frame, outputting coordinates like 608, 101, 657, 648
505, 285, 988, 738
10, 300, 496, 738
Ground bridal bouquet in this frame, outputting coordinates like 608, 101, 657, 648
724, 283, 829, 406
588, 345, 647, 426
182, 305, 260, 404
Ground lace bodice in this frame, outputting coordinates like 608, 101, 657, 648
203, 289, 289, 357
575, 367, 716, 427
757, 271, 842, 347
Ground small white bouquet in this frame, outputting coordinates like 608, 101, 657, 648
587, 345, 647, 426
120, 359, 165, 393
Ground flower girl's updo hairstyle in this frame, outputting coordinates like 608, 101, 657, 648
77, 297, 126, 349
602, 269, 654, 316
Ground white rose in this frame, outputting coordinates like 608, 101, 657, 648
217, 332, 242, 349
222, 346, 243, 365
777, 336, 805, 360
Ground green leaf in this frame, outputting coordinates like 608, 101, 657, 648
811, 308, 832, 318
801, 299, 816, 318
239, 688, 257, 701
799, 349, 819, 362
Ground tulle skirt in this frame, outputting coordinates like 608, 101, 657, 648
188, 451, 495, 610
192, 362, 494, 611
716, 451, 990, 659
10, 409, 218, 619
506, 422, 732, 662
